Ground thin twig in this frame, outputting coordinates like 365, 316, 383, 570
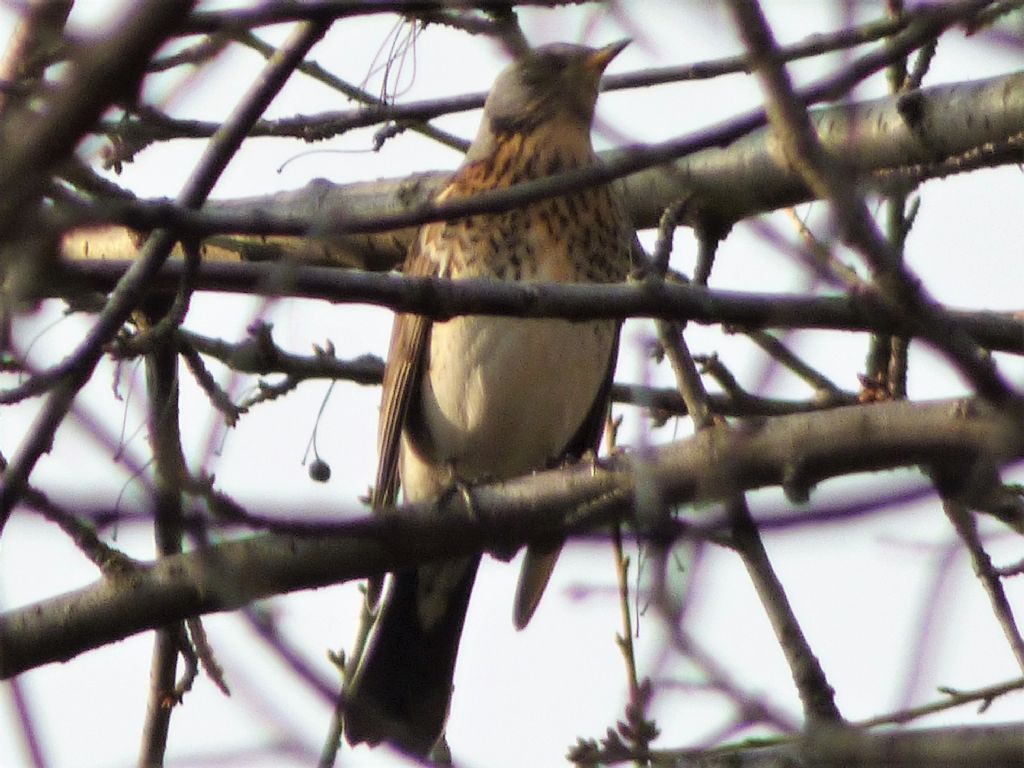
244, 606, 336, 702
943, 499, 1024, 672
5, 675, 46, 768
183, 325, 855, 418
783, 208, 864, 290
186, 617, 230, 696
855, 675, 1024, 728
19, 486, 138, 574
178, 340, 245, 426
744, 332, 844, 398
138, 292, 189, 765
231, 29, 469, 153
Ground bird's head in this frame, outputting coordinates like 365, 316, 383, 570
466, 40, 628, 161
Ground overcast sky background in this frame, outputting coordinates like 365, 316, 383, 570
1, 1, 1024, 766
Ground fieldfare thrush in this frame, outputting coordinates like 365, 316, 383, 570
343, 40, 637, 757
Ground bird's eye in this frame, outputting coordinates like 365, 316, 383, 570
520, 53, 566, 87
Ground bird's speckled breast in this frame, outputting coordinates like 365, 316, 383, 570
398, 122, 632, 501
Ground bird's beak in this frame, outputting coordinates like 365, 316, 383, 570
586, 39, 630, 74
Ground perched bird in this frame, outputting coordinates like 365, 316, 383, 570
343, 40, 636, 757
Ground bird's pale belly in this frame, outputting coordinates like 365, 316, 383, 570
401, 314, 614, 498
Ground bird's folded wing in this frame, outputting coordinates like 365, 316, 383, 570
372, 235, 438, 511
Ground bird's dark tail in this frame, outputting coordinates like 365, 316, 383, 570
343, 557, 481, 757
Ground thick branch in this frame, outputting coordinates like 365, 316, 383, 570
181, 0, 590, 34
61, 69, 1024, 269
53, 259, 1024, 355
647, 724, 1024, 768
2, 397, 1021, 677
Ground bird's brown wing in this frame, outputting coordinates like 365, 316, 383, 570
513, 323, 622, 630
365, 233, 438, 611
372, 235, 438, 512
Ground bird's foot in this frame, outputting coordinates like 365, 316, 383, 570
437, 477, 478, 522
441, 475, 522, 563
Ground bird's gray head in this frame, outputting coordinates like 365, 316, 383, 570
466, 40, 628, 158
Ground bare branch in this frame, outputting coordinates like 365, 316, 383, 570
2, 397, 1022, 677
60, 67, 1024, 270
181, 1, 591, 35
856, 676, 1024, 728
51, 258, 1024, 355
644, 723, 1024, 768
943, 499, 1024, 672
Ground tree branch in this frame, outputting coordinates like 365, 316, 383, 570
49, 258, 1024, 354
2, 397, 1022, 678
646, 723, 1024, 768
181, 0, 591, 35
61, 64, 1024, 269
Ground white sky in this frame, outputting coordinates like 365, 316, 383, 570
1, 2, 1024, 767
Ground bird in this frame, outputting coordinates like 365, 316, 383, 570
342, 40, 637, 758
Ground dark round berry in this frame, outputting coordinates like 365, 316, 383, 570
308, 458, 331, 483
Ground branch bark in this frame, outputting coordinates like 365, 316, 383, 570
2, 397, 1021, 678
49, 258, 1024, 354
647, 723, 1024, 768
60, 69, 1024, 270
